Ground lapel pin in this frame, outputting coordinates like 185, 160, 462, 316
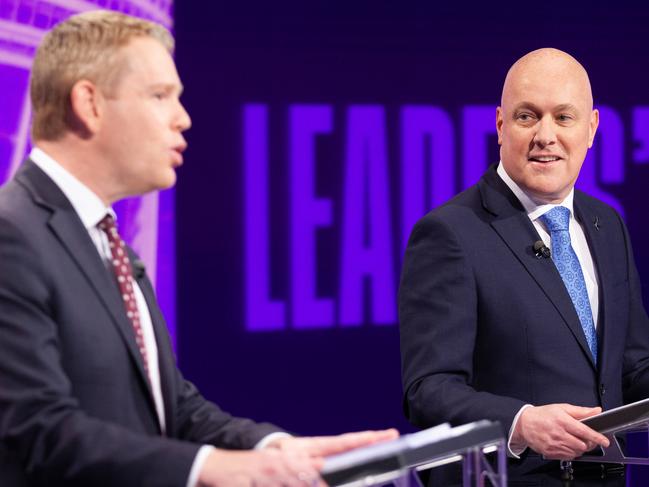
593, 216, 600, 231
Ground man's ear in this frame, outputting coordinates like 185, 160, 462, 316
588, 108, 599, 149
496, 106, 504, 145
69, 79, 104, 135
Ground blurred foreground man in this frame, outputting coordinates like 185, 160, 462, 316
0, 11, 395, 487
400, 48, 649, 485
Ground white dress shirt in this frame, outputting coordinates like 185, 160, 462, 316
496, 162, 600, 457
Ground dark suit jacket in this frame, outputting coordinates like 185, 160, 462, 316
399, 164, 649, 479
0, 160, 281, 486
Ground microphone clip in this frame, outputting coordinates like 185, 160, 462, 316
533, 240, 551, 259
132, 259, 146, 280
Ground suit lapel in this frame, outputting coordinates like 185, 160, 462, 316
480, 166, 597, 369
16, 161, 156, 401
574, 194, 611, 375
129, 252, 177, 435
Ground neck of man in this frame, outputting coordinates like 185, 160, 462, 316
35, 136, 121, 206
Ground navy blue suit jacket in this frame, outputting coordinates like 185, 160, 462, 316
0, 161, 281, 486
399, 164, 649, 478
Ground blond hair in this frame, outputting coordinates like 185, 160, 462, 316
30, 10, 174, 141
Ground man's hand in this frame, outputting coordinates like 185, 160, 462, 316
198, 448, 323, 487
197, 429, 398, 486
267, 429, 400, 457
512, 404, 609, 460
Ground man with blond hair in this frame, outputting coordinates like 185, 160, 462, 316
0, 10, 395, 487
400, 48, 649, 485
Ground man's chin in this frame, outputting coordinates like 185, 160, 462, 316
153, 171, 178, 192
526, 183, 572, 205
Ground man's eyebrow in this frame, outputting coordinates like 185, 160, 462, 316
554, 103, 578, 112
149, 82, 184, 95
511, 102, 579, 113
512, 102, 540, 112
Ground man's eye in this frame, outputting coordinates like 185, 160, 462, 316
557, 114, 573, 122
153, 93, 166, 100
516, 113, 534, 122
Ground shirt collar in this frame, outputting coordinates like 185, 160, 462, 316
496, 161, 575, 222
30, 147, 115, 229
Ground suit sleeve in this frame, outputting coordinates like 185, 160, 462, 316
132, 267, 285, 450
173, 377, 283, 449
0, 217, 200, 487
399, 213, 526, 435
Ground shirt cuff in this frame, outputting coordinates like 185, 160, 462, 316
508, 404, 533, 458
187, 445, 216, 487
255, 432, 292, 450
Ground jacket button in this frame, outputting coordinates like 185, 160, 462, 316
600, 383, 606, 395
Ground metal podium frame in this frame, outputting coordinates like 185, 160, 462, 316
573, 397, 649, 466
579, 423, 649, 465
322, 420, 507, 487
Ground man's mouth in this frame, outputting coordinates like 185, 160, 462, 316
528, 155, 562, 162
171, 143, 187, 166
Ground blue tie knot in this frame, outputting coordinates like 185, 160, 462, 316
540, 206, 570, 232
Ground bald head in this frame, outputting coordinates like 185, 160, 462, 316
502, 48, 593, 111
496, 48, 599, 204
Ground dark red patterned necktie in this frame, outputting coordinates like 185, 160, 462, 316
97, 214, 151, 380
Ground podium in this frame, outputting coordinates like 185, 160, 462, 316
321, 398, 649, 486
322, 420, 507, 487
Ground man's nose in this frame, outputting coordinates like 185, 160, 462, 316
175, 100, 192, 132
533, 115, 557, 147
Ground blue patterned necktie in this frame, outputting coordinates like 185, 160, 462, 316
540, 206, 598, 364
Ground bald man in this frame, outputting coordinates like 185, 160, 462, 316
399, 48, 649, 485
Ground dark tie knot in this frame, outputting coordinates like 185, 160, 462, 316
540, 206, 570, 232
98, 214, 119, 235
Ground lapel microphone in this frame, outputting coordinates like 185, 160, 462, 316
533, 240, 551, 259
593, 216, 601, 230
132, 259, 146, 280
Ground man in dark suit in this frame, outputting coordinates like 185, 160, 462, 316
399, 48, 649, 484
0, 10, 396, 487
